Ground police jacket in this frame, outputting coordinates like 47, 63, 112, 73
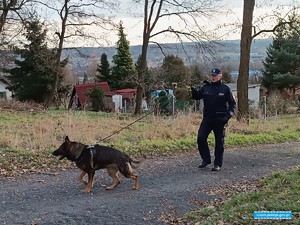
191, 80, 236, 120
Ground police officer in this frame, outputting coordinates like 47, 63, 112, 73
191, 68, 236, 171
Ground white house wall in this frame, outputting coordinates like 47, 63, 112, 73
248, 86, 260, 108
229, 84, 261, 109
0, 81, 12, 100
112, 94, 123, 112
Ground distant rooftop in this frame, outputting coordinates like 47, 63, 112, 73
230, 70, 262, 78
226, 83, 261, 91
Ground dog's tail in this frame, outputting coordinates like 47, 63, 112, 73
131, 155, 147, 169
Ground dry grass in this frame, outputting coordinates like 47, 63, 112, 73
0, 111, 204, 151
0, 109, 205, 173
0, 109, 203, 177
1, 109, 300, 153
0, 110, 200, 151
0, 104, 300, 177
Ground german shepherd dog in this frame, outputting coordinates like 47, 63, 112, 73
53, 136, 144, 193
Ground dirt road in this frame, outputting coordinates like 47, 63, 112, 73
0, 142, 299, 225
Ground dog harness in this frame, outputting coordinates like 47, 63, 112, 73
86, 145, 97, 169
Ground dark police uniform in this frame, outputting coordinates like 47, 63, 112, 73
191, 79, 236, 170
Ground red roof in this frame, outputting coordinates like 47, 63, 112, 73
108, 88, 137, 99
74, 82, 111, 105
115, 88, 137, 94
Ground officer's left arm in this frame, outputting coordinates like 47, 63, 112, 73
226, 88, 236, 116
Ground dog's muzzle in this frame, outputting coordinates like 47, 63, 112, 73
52, 150, 65, 160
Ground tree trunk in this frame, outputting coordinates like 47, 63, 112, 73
134, 22, 150, 115
134, 43, 149, 115
0, 10, 8, 32
0, 0, 17, 32
237, 0, 255, 124
44, 0, 68, 108
44, 47, 62, 108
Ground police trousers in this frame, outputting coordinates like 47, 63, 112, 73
197, 118, 226, 167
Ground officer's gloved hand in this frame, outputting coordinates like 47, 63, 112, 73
225, 114, 232, 123
223, 112, 233, 124
217, 113, 231, 125
190, 84, 196, 91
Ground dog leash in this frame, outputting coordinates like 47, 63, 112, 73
98, 110, 154, 142
97, 88, 190, 143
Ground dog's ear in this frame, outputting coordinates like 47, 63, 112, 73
65, 136, 70, 143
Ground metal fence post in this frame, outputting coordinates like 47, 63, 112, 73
172, 95, 175, 115
263, 96, 266, 119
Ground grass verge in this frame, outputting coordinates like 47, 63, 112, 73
179, 168, 300, 225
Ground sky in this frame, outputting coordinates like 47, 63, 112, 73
25, 0, 298, 48
110, 0, 299, 46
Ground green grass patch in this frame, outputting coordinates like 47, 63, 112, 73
225, 129, 300, 147
181, 168, 300, 225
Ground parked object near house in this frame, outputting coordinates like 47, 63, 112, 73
142, 98, 148, 111
112, 94, 122, 112
150, 89, 174, 115
150, 89, 174, 98
0, 76, 12, 100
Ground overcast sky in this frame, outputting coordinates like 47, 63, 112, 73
39, 0, 298, 48
113, 0, 299, 46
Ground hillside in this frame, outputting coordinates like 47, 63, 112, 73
63, 38, 272, 78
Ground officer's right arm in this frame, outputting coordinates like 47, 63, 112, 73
191, 87, 203, 100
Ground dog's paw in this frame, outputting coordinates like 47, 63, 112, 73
81, 189, 91, 193
105, 186, 115, 190
80, 180, 88, 185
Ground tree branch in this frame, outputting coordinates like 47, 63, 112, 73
252, 21, 295, 39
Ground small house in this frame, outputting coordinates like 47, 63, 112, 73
0, 76, 12, 100
68, 82, 137, 112
68, 82, 111, 110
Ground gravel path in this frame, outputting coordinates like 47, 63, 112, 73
0, 142, 299, 225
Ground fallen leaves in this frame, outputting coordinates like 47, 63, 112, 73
0, 99, 45, 113
199, 180, 263, 198
0, 151, 75, 178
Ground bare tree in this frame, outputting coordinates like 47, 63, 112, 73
0, 0, 31, 32
0, 0, 35, 47
35, 0, 118, 107
0, 0, 33, 72
237, 1, 300, 124
132, 0, 222, 115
